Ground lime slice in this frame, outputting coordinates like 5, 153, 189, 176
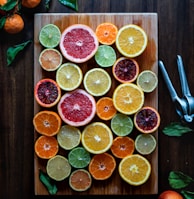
137, 70, 158, 93
111, 113, 133, 136
68, 147, 91, 168
135, 134, 157, 155
95, 45, 116, 67
83, 68, 111, 96
56, 63, 83, 91
57, 125, 81, 150
39, 24, 61, 48
46, 155, 71, 181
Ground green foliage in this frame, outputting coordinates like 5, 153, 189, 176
58, 0, 78, 11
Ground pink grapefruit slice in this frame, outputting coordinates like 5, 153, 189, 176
59, 24, 99, 63
57, 89, 96, 127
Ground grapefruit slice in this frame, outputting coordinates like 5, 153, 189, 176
60, 24, 99, 63
57, 89, 96, 127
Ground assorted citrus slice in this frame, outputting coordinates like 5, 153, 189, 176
113, 83, 144, 115
57, 89, 96, 127
118, 154, 151, 186
69, 169, 92, 192
95, 45, 116, 67
134, 106, 160, 133
33, 110, 61, 136
39, 24, 61, 48
116, 24, 148, 58
137, 70, 158, 93
82, 122, 113, 154
83, 68, 111, 96
89, 153, 116, 180
111, 113, 133, 136
39, 48, 63, 71
111, 136, 135, 159
57, 125, 81, 150
60, 24, 99, 63
96, 97, 117, 120
135, 134, 157, 155
34, 78, 61, 108
95, 22, 118, 45
46, 155, 71, 181
34, 135, 59, 159
56, 63, 83, 91
113, 57, 139, 83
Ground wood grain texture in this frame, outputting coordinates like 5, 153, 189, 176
34, 13, 158, 195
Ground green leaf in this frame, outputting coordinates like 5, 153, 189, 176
58, 0, 78, 11
181, 190, 194, 199
0, 0, 17, 11
39, 170, 57, 195
168, 171, 194, 189
7, 40, 32, 66
163, 122, 193, 136
45, 0, 52, 9
0, 16, 6, 29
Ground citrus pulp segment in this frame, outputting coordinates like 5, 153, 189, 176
94, 45, 116, 67
39, 24, 61, 48
56, 63, 83, 91
134, 106, 160, 133
33, 110, 61, 136
137, 70, 158, 93
69, 169, 92, 192
59, 24, 99, 63
46, 155, 71, 181
34, 78, 61, 108
118, 154, 151, 186
34, 135, 59, 159
116, 24, 148, 58
57, 125, 81, 150
83, 68, 111, 96
96, 97, 117, 120
111, 136, 135, 159
135, 134, 157, 155
111, 113, 133, 136
112, 57, 139, 83
89, 153, 116, 180
68, 147, 91, 168
113, 83, 144, 115
95, 22, 118, 45
57, 89, 96, 127
82, 122, 113, 154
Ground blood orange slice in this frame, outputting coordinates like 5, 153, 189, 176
57, 89, 96, 127
60, 24, 99, 63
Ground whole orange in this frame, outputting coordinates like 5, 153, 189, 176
4, 14, 24, 34
0, 0, 7, 6
22, 0, 41, 8
158, 190, 183, 199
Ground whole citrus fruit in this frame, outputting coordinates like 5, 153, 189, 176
22, 0, 41, 8
158, 190, 183, 199
0, 0, 7, 6
4, 13, 24, 34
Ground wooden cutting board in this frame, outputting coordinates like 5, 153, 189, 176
34, 13, 158, 195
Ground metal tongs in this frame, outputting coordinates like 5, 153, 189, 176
159, 55, 194, 123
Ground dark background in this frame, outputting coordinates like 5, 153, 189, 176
0, 0, 194, 198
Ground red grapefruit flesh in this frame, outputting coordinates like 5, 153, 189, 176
60, 24, 99, 63
34, 78, 61, 108
57, 89, 96, 126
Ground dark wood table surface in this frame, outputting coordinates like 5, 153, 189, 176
0, 0, 194, 198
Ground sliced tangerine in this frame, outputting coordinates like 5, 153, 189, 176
95, 22, 118, 45
33, 110, 61, 136
34, 135, 59, 159
96, 97, 117, 120
89, 153, 116, 180
111, 136, 135, 159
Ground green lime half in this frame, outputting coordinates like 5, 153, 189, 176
39, 24, 61, 48
135, 134, 157, 155
137, 70, 158, 93
46, 155, 71, 181
111, 113, 133, 136
68, 147, 91, 168
95, 45, 116, 67
57, 125, 81, 150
